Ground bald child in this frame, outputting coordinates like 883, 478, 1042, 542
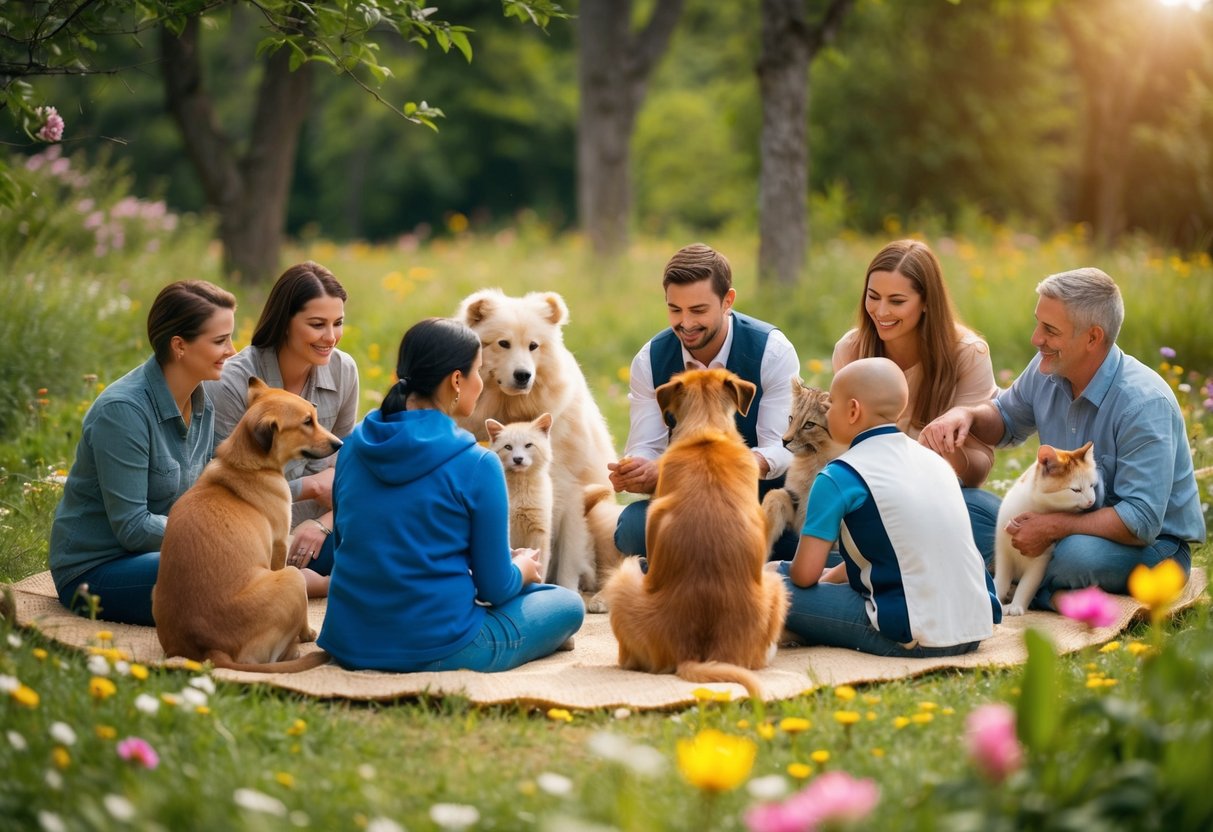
774, 357, 1001, 657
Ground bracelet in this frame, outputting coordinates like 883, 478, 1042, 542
310, 518, 332, 536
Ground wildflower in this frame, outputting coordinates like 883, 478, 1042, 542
692, 687, 733, 703
786, 763, 812, 779
626, 745, 667, 778
0, 674, 17, 693
33, 648, 48, 661
49, 722, 77, 746
871, 748, 885, 758
358, 764, 377, 780
965, 703, 1023, 783
778, 717, 811, 734
36, 106, 65, 143
1127, 641, 1151, 656
429, 802, 480, 830
834, 710, 861, 726
134, 693, 160, 715
95, 725, 117, 740
911, 712, 934, 725
52, 746, 71, 769
95, 630, 114, 642
366, 818, 405, 832
234, 788, 287, 817
676, 729, 756, 792
613, 707, 631, 720
745, 771, 879, 832
37, 811, 66, 832
7, 633, 21, 648
114, 736, 159, 769
130, 663, 149, 681
810, 749, 830, 764
1056, 586, 1120, 629
8, 730, 28, 751
747, 774, 789, 800
1099, 641, 1121, 653
892, 716, 910, 729
757, 722, 777, 741
44, 769, 64, 790
918, 701, 938, 712
87, 654, 111, 676
89, 676, 117, 700
103, 794, 136, 822
274, 771, 296, 789
546, 707, 574, 723
833, 684, 857, 701
1128, 560, 1186, 617
1160, 346, 1177, 359
12, 684, 40, 708
536, 772, 573, 796
182, 659, 204, 672
286, 718, 307, 736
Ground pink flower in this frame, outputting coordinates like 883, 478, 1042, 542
36, 106, 65, 143
1159, 346, 1176, 359
965, 703, 1023, 783
1056, 586, 1119, 629
116, 736, 159, 769
745, 772, 880, 832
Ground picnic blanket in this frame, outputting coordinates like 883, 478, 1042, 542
6, 568, 1206, 711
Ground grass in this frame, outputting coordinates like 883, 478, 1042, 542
1, 209, 1212, 829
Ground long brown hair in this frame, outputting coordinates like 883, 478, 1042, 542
251, 261, 347, 350
853, 240, 965, 429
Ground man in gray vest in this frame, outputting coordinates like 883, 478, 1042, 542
608, 243, 801, 559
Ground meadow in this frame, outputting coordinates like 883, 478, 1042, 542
2, 150, 1212, 830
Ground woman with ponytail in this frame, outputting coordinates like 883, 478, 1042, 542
318, 318, 584, 672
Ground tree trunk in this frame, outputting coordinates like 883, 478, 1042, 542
161, 19, 312, 283
757, 0, 852, 287
577, 0, 684, 257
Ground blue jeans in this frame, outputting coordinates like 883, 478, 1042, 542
309, 534, 335, 576
416, 584, 585, 672
56, 552, 159, 626
615, 499, 799, 561
775, 562, 980, 658
1030, 534, 1191, 610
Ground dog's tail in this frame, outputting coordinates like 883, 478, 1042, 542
584, 484, 625, 589
205, 649, 331, 674
676, 660, 764, 702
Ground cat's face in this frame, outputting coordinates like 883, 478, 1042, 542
783, 379, 834, 456
486, 416, 553, 475
1035, 441, 1099, 513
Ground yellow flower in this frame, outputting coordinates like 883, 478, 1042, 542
893, 716, 910, 729
779, 717, 811, 734
692, 687, 732, 703
1127, 641, 1151, 656
676, 730, 756, 793
810, 749, 830, 764
942, 707, 955, 716
182, 660, 204, 672
911, 712, 934, 725
129, 664, 149, 681
833, 685, 857, 702
89, 677, 117, 700
274, 772, 296, 789
1128, 560, 1186, 612
1085, 678, 1105, 689
195, 705, 211, 715
95, 725, 117, 740
546, 708, 574, 723
806, 358, 825, 375
736, 719, 751, 730
286, 719, 308, 737
52, 746, 71, 769
1099, 641, 1121, 654
95, 630, 114, 642
917, 701, 938, 712
866, 711, 877, 721
12, 684, 40, 708
787, 762, 812, 779
833, 711, 861, 726
616, 365, 630, 384
32, 648, 48, 661
871, 748, 885, 758
756, 723, 776, 741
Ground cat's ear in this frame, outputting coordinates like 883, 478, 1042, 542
1037, 444, 1059, 472
533, 412, 553, 436
485, 419, 505, 441
1076, 440, 1094, 463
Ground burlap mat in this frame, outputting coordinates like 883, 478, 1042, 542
7, 568, 1206, 711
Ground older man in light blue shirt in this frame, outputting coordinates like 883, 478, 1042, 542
920, 267, 1205, 611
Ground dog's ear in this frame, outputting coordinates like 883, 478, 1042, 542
655, 377, 683, 420
533, 412, 553, 436
534, 292, 568, 327
485, 419, 505, 442
252, 413, 278, 454
726, 377, 758, 417
246, 376, 270, 405
459, 290, 500, 327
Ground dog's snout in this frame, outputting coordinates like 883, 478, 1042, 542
513, 369, 532, 386
330, 437, 343, 452
512, 455, 524, 465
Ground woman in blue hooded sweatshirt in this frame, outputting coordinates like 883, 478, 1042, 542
318, 317, 585, 672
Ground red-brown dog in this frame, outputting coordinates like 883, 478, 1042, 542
604, 368, 790, 700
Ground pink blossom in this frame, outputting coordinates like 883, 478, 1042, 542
1056, 586, 1119, 629
745, 772, 880, 832
1159, 346, 1176, 359
116, 736, 159, 769
36, 106, 65, 143
965, 703, 1023, 783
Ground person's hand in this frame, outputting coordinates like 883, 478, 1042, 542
752, 449, 771, 479
288, 522, 327, 569
918, 406, 973, 457
512, 547, 544, 585
607, 456, 659, 494
302, 467, 335, 508
1005, 512, 1056, 558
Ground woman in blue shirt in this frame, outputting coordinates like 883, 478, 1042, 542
318, 318, 584, 672
208, 261, 358, 597
50, 280, 237, 625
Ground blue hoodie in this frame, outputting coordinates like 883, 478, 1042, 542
318, 407, 522, 671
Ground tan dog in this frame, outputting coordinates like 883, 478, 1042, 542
603, 368, 790, 700
153, 378, 340, 672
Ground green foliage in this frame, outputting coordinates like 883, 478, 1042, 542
1016, 628, 1059, 752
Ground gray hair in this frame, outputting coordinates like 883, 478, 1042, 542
1036, 267, 1124, 345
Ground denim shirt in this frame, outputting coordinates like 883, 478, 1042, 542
49, 356, 214, 593
994, 346, 1205, 545
205, 344, 359, 523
